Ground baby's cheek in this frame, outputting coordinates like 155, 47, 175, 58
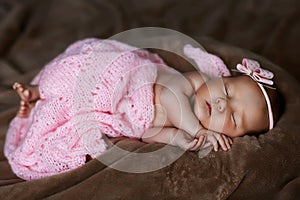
199, 117, 213, 131
202, 115, 227, 133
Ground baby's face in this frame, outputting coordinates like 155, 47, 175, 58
194, 76, 269, 137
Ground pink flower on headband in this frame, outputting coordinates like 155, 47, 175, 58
236, 58, 274, 86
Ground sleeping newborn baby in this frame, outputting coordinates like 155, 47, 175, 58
4, 38, 280, 180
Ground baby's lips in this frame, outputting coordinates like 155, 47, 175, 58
205, 101, 211, 116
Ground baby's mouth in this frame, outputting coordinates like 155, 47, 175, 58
206, 101, 211, 115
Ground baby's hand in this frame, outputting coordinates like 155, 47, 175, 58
172, 129, 207, 151
196, 129, 233, 151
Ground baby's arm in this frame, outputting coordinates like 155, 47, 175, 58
157, 71, 207, 137
141, 127, 231, 151
141, 127, 206, 151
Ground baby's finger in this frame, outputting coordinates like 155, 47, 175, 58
198, 135, 207, 150
187, 139, 198, 150
225, 135, 233, 145
213, 140, 219, 152
217, 135, 228, 151
190, 135, 206, 151
222, 134, 231, 150
209, 134, 219, 152
206, 133, 218, 152
189, 138, 201, 151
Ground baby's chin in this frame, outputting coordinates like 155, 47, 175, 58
199, 117, 248, 137
221, 127, 248, 138
198, 118, 215, 132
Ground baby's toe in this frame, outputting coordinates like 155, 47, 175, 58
17, 101, 30, 118
13, 82, 23, 91
22, 89, 31, 100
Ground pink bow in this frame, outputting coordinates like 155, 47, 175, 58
236, 58, 274, 85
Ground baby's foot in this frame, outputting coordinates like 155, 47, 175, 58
13, 82, 32, 102
13, 82, 40, 118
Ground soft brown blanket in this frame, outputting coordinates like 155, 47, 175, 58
0, 0, 299, 199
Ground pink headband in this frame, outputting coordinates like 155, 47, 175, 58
236, 58, 275, 130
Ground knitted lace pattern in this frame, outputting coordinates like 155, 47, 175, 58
4, 38, 164, 180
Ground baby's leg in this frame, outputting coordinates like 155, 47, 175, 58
13, 82, 40, 118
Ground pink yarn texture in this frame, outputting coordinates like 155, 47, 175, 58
183, 44, 231, 77
4, 38, 230, 180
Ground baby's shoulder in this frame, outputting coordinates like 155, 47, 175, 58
183, 71, 209, 91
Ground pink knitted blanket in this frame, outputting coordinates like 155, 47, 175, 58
4, 38, 230, 180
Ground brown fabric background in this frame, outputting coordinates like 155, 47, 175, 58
0, 0, 299, 199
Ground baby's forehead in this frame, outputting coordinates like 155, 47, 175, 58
223, 75, 261, 89
224, 75, 265, 103
223, 75, 252, 83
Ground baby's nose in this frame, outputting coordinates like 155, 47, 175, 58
216, 97, 227, 113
